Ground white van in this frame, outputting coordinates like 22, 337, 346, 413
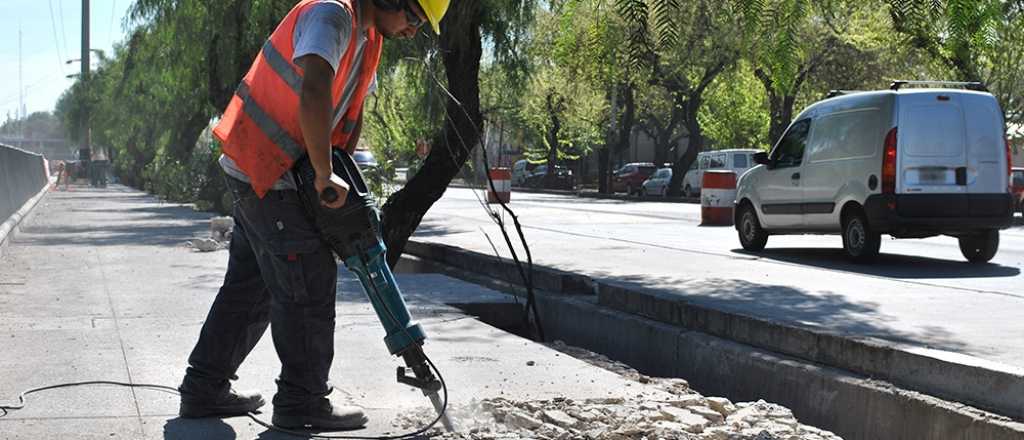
735, 82, 1014, 263
682, 149, 760, 197
511, 159, 533, 186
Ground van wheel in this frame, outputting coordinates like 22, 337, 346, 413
959, 230, 999, 263
842, 211, 881, 263
737, 203, 768, 251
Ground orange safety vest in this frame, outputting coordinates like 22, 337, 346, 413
213, 0, 383, 197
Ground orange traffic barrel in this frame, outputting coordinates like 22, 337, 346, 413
487, 168, 511, 204
700, 170, 737, 226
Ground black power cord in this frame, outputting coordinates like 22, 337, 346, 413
0, 378, 444, 440
414, 52, 546, 341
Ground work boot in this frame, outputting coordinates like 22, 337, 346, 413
272, 399, 369, 431
179, 388, 266, 419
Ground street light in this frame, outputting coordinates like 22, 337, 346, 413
66, 49, 105, 65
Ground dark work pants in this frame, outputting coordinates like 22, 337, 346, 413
181, 173, 339, 413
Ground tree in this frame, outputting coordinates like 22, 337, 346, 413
698, 63, 770, 150
889, 0, 1024, 124
380, 0, 538, 267
516, 3, 607, 183
617, 0, 744, 195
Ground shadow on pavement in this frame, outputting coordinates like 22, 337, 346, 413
733, 247, 1020, 279
598, 273, 973, 357
18, 223, 208, 248
162, 417, 239, 439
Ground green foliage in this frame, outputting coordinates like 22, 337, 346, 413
699, 64, 770, 150
889, 0, 1024, 123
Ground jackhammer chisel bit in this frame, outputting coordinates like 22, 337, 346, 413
292, 149, 454, 432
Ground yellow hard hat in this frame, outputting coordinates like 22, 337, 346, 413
416, 0, 450, 35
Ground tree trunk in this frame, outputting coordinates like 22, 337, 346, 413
765, 93, 796, 147
544, 92, 562, 188
597, 146, 610, 193
169, 110, 212, 161
380, 0, 483, 268
667, 105, 703, 197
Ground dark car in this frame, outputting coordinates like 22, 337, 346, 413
611, 162, 657, 195
523, 165, 575, 190
1013, 167, 1024, 215
352, 149, 378, 169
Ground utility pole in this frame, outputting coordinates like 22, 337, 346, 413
80, 0, 90, 162
19, 25, 24, 139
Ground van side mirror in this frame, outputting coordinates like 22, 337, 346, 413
753, 152, 770, 165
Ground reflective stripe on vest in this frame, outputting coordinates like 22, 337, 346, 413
213, 0, 382, 197
261, 40, 303, 94
236, 82, 305, 161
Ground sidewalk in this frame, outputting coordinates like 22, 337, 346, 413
0, 184, 838, 440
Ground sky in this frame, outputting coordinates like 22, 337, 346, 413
0, 0, 132, 120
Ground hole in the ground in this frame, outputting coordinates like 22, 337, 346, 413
447, 302, 540, 341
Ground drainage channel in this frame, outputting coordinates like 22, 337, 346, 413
398, 254, 1024, 440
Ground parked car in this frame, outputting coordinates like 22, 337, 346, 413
735, 83, 1014, 263
512, 159, 538, 186
640, 168, 673, 197
681, 149, 760, 198
523, 164, 575, 190
353, 149, 378, 169
1013, 167, 1024, 215
612, 162, 657, 195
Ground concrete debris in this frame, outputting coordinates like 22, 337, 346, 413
394, 395, 843, 440
210, 216, 234, 242
187, 238, 223, 252
186, 217, 234, 251
393, 343, 841, 440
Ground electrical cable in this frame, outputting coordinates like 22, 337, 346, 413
47, 0, 67, 75
416, 51, 545, 340
0, 377, 444, 440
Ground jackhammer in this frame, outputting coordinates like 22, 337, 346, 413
292, 149, 454, 432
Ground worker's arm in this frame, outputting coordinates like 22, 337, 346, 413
342, 113, 363, 155
297, 54, 348, 209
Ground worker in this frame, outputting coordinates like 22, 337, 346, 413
177, 0, 449, 431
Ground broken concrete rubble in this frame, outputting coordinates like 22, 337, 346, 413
391, 341, 842, 440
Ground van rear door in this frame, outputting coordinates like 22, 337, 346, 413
897, 92, 969, 195
960, 93, 1007, 195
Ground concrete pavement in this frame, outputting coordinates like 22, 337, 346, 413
0, 185, 679, 439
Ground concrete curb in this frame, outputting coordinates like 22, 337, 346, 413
537, 294, 1024, 440
0, 182, 49, 259
403, 239, 1024, 424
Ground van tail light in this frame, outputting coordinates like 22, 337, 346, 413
882, 127, 898, 194
1007, 136, 1013, 190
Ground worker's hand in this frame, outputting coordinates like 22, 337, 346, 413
315, 173, 349, 209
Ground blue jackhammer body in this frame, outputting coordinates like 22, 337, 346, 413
292, 149, 450, 430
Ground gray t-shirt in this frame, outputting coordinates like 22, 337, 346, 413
221, 0, 376, 190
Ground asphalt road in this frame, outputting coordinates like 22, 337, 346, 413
415, 187, 1024, 369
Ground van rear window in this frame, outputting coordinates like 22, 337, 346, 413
903, 104, 965, 158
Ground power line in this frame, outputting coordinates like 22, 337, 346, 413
109, 0, 117, 42
0, 73, 68, 107
47, 0, 67, 75
57, 0, 70, 58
